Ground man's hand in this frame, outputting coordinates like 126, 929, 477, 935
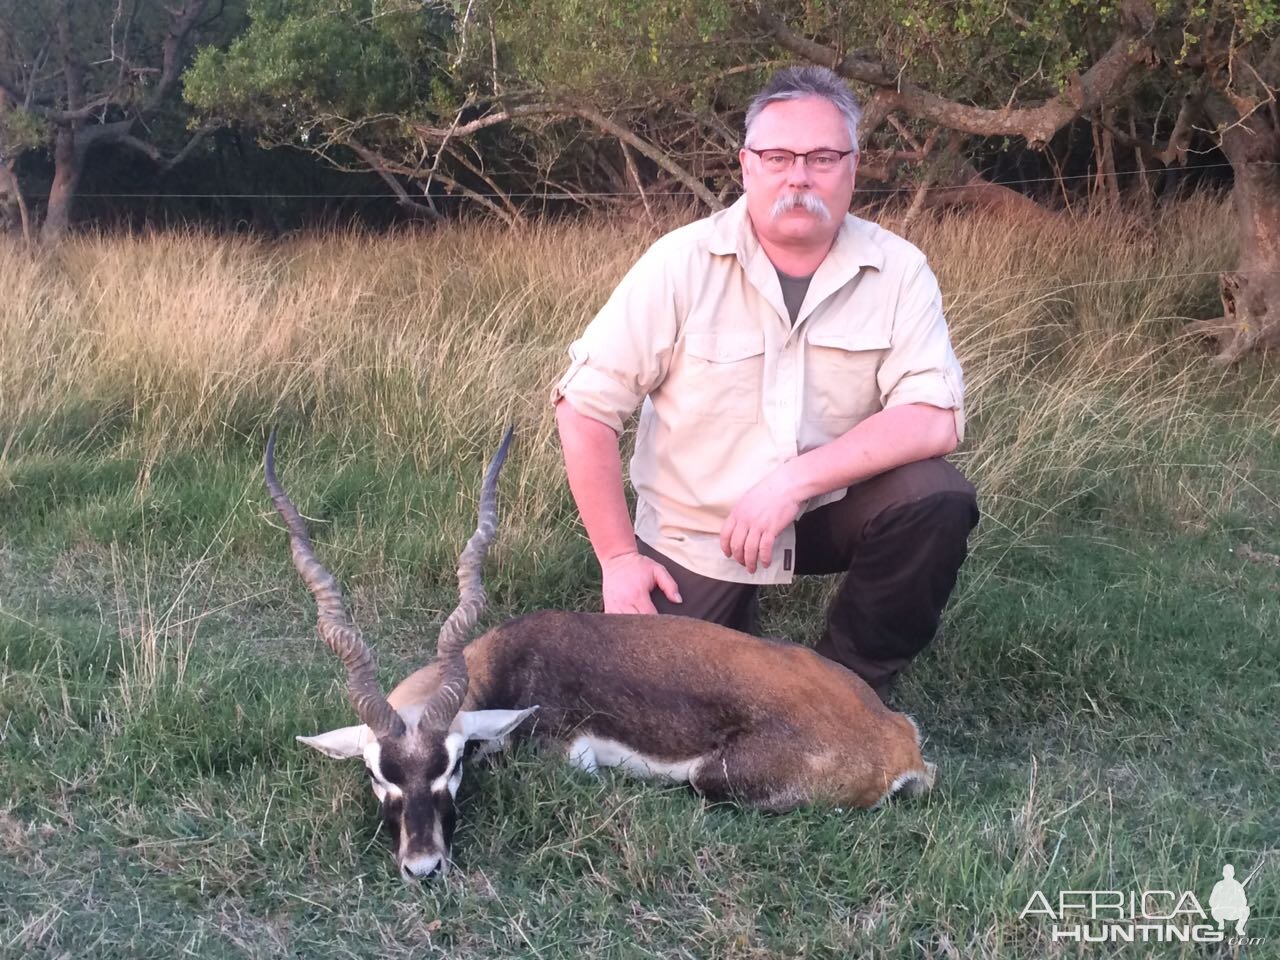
720, 466, 804, 574
602, 552, 682, 614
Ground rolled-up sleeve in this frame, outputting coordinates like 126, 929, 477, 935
876, 258, 966, 442
550, 241, 680, 433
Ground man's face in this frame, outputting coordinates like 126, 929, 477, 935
739, 97, 857, 250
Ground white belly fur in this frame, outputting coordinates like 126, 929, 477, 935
565, 734, 704, 782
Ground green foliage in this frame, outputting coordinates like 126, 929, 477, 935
488, 0, 1121, 113
0, 107, 49, 155
174, 0, 1278, 218
185, 0, 450, 130
0, 0, 246, 230
485, 0, 1136, 113
786, 0, 1118, 101
0, 0, 237, 118
489, 0, 745, 103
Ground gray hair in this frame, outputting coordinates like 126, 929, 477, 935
744, 66, 862, 154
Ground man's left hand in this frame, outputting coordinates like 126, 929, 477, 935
720, 466, 804, 573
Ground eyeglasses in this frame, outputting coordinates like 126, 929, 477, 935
745, 147, 857, 173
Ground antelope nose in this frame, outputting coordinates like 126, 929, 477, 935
400, 854, 443, 880
402, 861, 437, 881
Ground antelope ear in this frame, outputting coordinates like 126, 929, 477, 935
449, 706, 538, 743
297, 724, 373, 759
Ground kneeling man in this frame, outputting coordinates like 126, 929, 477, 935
552, 66, 979, 697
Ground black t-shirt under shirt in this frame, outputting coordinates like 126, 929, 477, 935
776, 267, 814, 326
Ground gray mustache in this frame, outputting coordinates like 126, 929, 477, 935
771, 192, 831, 221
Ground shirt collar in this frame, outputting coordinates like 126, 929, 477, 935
706, 195, 885, 276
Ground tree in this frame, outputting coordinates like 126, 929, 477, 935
741, 0, 1280, 356
181, 1, 1161, 219
0, 0, 237, 241
1169, 3, 1280, 360
185, 0, 467, 220
184, 0, 746, 222
184, 0, 1276, 356
506, 0, 1280, 356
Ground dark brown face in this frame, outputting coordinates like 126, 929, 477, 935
364, 730, 465, 880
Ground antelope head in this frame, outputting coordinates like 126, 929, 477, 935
266, 428, 531, 880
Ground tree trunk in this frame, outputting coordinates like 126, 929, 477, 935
1213, 164, 1280, 359
41, 125, 84, 243
1098, 110, 1120, 209
1187, 104, 1280, 361
1129, 112, 1153, 214
0, 158, 31, 243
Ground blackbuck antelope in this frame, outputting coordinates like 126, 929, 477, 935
265, 428, 936, 880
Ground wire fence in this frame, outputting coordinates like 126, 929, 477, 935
64, 159, 1274, 201
17, 164, 1270, 301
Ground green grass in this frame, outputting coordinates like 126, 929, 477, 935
2, 206, 1279, 957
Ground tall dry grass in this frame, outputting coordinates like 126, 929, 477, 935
0, 199, 1275, 537
907, 198, 1276, 531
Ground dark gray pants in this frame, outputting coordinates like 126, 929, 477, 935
638, 457, 979, 691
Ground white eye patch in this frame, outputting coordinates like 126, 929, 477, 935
430, 733, 466, 794
363, 741, 404, 801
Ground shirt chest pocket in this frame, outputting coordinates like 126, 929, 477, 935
804, 328, 890, 424
678, 331, 766, 422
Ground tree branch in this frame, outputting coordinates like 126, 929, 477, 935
145, 0, 210, 114
441, 142, 524, 223
163, 124, 217, 171
116, 132, 163, 163
414, 100, 724, 210
855, 144, 939, 182
53, 0, 85, 115
1099, 89, 1200, 167
345, 140, 442, 220
410, 103, 563, 141
0, 79, 29, 108
619, 139, 653, 221
359, 140, 519, 225
748, 0, 1158, 147
569, 104, 723, 209
428, 167, 520, 225
0, 157, 33, 244
73, 119, 133, 159
55, 92, 132, 122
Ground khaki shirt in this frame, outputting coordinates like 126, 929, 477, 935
552, 196, 964, 585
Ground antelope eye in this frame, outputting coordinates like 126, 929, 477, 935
446, 763, 464, 798
430, 748, 464, 793
379, 793, 403, 826
364, 765, 398, 805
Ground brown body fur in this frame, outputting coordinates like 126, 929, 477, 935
388, 610, 934, 810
